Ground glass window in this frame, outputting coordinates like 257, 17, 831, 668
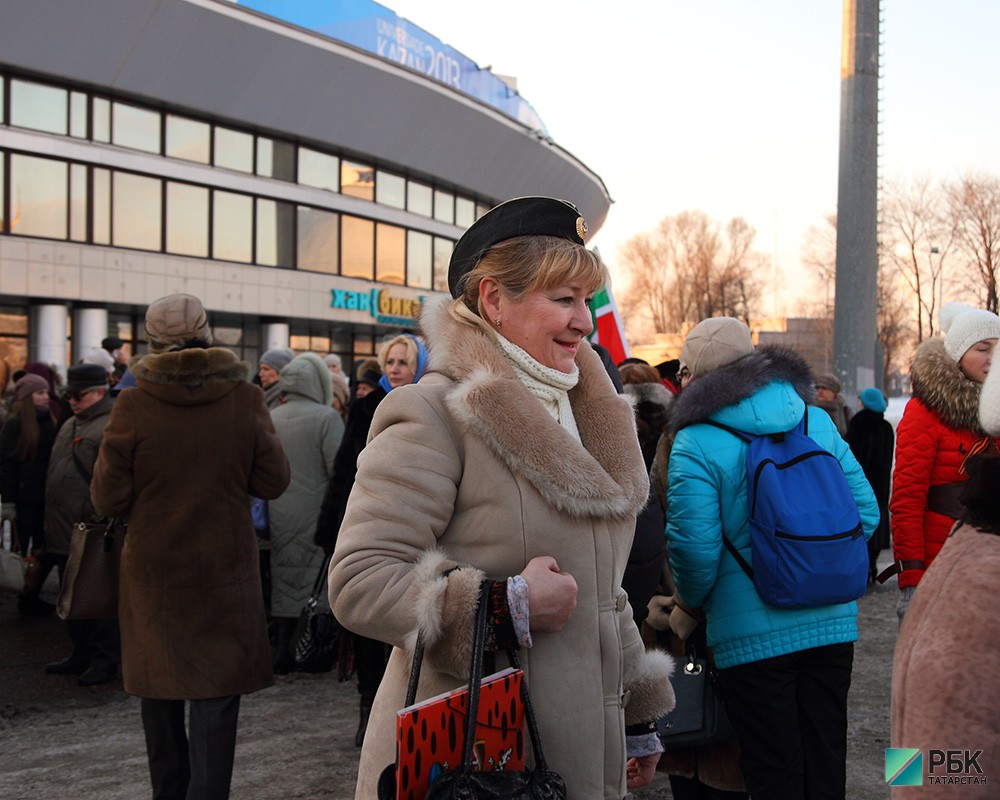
166, 182, 209, 257
341, 160, 374, 201
166, 116, 210, 164
341, 216, 374, 280
10, 80, 67, 135
297, 206, 338, 274
408, 180, 433, 217
256, 198, 295, 268
433, 237, 453, 294
257, 137, 295, 181
10, 155, 67, 239
93, 168, 110, 244
212, 190, 252, 262
433, 188, 455, 224
93, 98, 111, 143
476, 202, 492, 220
69, 164, 87, 242
298, 147, 339, 192
69, 92, 88, 139
112, 102, 161, 154
376, 223, 406, 285
113, 172, 162, 251
375, 171, 406, 209
455, 197, 476, 229
0, 158, 5, 233
406, 231, 432, 289
214, 127, 254, 173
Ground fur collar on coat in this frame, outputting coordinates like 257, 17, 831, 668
910, 336, 985, 433
669, 345, 815, 432
419, 296, 648, 520
130, 347, 251, 406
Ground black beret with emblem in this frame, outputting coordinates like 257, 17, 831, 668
447, 196, 589, 298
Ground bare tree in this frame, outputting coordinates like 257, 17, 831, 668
945, 173, 1000, 313
618, 211, 764, 333
881, 177, 953, 342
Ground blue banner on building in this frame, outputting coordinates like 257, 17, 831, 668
237, 0, 547, 134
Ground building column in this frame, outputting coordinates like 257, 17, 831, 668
29, 303, 69, 380
261, 322, 290, 351
71, 307, 109, 363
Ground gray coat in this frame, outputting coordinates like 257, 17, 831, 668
269, 353, 344, 617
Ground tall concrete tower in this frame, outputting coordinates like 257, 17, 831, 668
833, 0, 880, 401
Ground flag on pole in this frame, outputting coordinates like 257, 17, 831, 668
589, 285, 630, 365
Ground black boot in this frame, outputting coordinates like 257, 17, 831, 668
355, 699, 372, 747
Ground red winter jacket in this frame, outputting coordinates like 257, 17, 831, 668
890, 338, 997, 588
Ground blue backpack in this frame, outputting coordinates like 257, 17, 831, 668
707, 412, 868, 609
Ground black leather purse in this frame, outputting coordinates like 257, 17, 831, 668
378, 578, 566, 800
655, 644, 733, 750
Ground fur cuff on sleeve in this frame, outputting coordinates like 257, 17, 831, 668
410, 548, 485, 679
624, 649, 676, 725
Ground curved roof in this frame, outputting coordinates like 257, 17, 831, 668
0, 0, 611, 232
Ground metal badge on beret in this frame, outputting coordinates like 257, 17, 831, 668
447, 196, 588, 298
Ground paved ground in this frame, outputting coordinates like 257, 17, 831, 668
0, 562, 898, 799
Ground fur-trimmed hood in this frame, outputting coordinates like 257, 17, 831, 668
910, 336, 985, 433
418, 296, 648, 520
130, 347, 251, 406
670, 345, 815, 432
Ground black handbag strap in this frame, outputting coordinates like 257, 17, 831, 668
403, 578, 552, 774
309, 552, 334, 603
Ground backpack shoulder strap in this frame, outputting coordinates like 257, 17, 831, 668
721, 532, 754, 580
703, 420, 752, 443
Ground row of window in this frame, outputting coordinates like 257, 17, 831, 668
0, 74, 489, 226
0, 150, 456, 291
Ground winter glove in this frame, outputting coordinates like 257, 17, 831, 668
896, 585, 916, 624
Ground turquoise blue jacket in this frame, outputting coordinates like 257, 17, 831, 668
665, 348, 879, 669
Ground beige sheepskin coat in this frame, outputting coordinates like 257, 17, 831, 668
329, 297, 675, 799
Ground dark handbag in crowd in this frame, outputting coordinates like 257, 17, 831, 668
57, 518, 125, 620
292, 553, 341, 673
378, 578, 567, 800
656, 645, 733, 749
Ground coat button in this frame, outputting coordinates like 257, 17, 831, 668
615, 592, 627, 613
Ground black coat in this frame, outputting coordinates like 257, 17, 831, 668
314, 385, 388, 553
0, 409, 58, 506
845, 408, 895, 551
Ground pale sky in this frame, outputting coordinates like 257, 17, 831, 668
382, 1, 1000, 316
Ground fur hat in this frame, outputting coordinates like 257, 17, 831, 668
330, 371, 349, 408
939, 302, 974, 335
324, 353, 342, 371
144, 294, 212, 353
260, 347, 294, 373
358, 369, 381, 390
66, 363, 109, 394
679, 317, 753, 378
101, 335, 124, 352
860, 386, 887, 413
82, 347, 115, 372
943, 308, 1000, 362
815, 373, 842, 395
15, 373, 49, 401
980, 365, 1000, 436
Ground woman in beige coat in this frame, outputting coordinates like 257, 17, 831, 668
92, 294, 290, 800
329, 197, 675, 800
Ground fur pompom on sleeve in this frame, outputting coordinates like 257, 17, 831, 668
623, 649, 676, 725
410, 548, 485, 679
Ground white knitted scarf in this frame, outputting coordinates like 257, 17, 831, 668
493, 331, 581, 443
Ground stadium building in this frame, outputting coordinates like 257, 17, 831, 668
0, 0, 610, 374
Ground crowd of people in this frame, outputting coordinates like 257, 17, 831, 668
3, 197, 999, 800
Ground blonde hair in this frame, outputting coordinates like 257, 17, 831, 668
377, 335, 420, 374
457, 236, 609, 321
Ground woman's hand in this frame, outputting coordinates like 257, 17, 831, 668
626, 754, 660, 789
521, 556, 577, 632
